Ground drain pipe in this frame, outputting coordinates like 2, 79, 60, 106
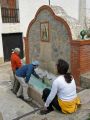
49, 0, 50, 5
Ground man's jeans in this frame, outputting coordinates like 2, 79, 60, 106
15, 75, 29, 99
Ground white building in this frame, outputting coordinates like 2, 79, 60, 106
0, 0, 48, 64
0, 0, 22, 63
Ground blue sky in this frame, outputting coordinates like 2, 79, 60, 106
30, 0, 90, 20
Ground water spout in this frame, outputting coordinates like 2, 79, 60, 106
42, 77, 45, 83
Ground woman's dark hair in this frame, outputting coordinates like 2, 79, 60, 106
56, 59, 72, 83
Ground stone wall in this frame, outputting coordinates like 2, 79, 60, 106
0, 57, 4, 64
27, 8, 71, 74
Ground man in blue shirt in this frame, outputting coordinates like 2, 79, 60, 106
15, 60, 40, 101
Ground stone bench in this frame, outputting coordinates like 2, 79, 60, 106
25, 89, 90, 120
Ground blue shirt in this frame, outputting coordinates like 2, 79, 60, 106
15, 64, 38, 83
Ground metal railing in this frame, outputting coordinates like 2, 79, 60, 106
1, 7, 20, 23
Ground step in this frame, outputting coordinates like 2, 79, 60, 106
80, 72, 90, 89
21, 89, 90, 120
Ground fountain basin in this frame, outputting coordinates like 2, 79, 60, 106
28, 75, 51, 106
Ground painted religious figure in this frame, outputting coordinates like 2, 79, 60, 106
40, 22, 49, 41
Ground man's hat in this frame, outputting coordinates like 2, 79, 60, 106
14, 48, 20, 53
32, 60, 40, 66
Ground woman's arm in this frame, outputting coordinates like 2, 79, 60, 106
45, 80, 58, 107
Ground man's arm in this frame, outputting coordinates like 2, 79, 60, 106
16, 56, 22, 68
25, 66, 33, 83
33, 70, 40, 79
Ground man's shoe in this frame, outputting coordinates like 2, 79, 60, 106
17, 95, 24, 99
11, 89, 17, 94
24, 98, 32, 102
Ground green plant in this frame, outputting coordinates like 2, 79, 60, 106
80, 30, 87, 39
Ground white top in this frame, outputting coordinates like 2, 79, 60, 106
45, 75, 77, 107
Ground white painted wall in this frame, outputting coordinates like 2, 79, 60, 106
79, 0, 86, 29
0, 5, 3, 57
19, 0, 48, 36
2, 23, 21, 33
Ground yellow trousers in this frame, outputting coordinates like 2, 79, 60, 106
58, 97, 81, 114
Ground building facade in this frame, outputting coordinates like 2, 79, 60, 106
0, 0, 23, 63
0, 0, 47, 63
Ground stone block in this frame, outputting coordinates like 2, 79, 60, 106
80, 72, 90, 89
78, 89, 90, 104
28, 86, 44, 106
0, 57, 4, 64
0, 112, 3, 120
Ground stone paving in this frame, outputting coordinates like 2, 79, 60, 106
0, 62, 90, 120
0, 62, 34, 120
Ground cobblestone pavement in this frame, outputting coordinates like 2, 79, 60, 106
0, 62, 90, 120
